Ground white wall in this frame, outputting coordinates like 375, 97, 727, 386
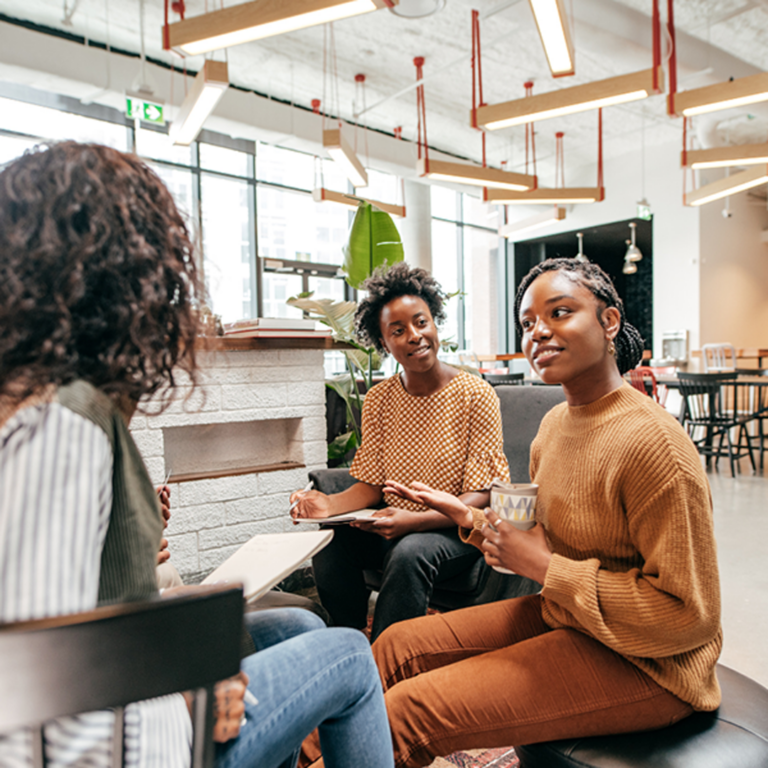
698, 179, 768, 348
503, 139, 702, 358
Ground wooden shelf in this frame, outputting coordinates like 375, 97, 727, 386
171, 462, 305, 484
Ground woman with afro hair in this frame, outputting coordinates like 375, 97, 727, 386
291, 262, 537, 641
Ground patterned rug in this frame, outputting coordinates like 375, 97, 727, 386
428, 747, 519, 768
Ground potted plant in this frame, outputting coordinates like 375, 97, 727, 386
288, 201, 404, 463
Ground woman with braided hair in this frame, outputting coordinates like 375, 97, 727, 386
364, 258, 722, 767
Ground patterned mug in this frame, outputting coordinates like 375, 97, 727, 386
489, 481, 538, 574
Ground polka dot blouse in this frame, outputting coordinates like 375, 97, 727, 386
350, 370, 511, 511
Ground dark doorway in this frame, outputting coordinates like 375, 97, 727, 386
512, 217, 653, 353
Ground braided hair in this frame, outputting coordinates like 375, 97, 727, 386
355, 262, 447, 355
514, 258, 644, 375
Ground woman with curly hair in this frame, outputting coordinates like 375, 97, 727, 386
290, 262, 531, 641
0, 142, 393, 768
365, 258, 722, 767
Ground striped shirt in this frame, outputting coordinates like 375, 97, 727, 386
0, 400, 191, 767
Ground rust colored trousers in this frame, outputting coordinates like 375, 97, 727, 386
302, 595, 695, 768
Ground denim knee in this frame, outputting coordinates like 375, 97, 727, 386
245, 606, 326, 638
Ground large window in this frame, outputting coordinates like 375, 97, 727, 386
0, 84, 377, 326
431, 188, 501, 354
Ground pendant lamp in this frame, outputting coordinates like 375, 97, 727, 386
625, 221, 642, 262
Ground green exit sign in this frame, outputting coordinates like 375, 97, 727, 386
636, 202, 652, 221
126, 97, 165, 125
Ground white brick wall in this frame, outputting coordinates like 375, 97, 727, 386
131, 346, 328, 581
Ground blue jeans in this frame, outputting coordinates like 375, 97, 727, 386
215, 608, 393, 768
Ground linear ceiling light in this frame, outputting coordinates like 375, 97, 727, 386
475, 68, 662, 131
164, 0, 396, 56
170, 60, 229, 146
484, 187, 604, 204
417, 158, 535, 191
312, 188, 406, 218
323, 129, 368, 188
528, 0, 575, 78
499, 206, 566, 238
685, 164, 768, 207
672, 72, 768, 117
681, 142, 768, 170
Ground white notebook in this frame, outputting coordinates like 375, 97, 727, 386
293, 509, 381, 525
201, 530, 334, 601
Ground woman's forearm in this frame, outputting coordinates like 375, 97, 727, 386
328, 482, 383, 516
459, 490, 490, 510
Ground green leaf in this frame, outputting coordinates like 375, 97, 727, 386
345, 348, 381, 376
342, 202, 404, 289
328, 430, 358, 461
286, 296, 357, 338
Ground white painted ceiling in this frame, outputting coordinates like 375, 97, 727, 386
2, 0, 768, 183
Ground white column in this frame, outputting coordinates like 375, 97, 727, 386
396, 179, 432, 272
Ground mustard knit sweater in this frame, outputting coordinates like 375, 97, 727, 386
463, 383, 722, 712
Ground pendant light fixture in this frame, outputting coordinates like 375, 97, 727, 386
625, 221, 642, 262
170, 60, 229, 146
528, 0, 575, 78
474, 68, 662, 131
622, 254, 638, 275
163, 0, 397, 56
323, 128, 368, 188
575, 232, 587, 262
684, 164, 768, 207
681, 142, 768, 170
670, 72, 768, 118
498, 206, 566, 238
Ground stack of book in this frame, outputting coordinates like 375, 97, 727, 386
223, 317, 332, 339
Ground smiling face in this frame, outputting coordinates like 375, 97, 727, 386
379, 294, 440, 373
519, 270, 621, 395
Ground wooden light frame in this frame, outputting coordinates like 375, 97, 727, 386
681, 142, 768, 170
671, 72, 768, 117
684, 165, 768, 207
164, 0, 396, 56
417, 158, 536, 191
528, 0, 575, 78
312, 188, 406, 218
484, 187, 604, 204
499, 206, 566, 238
475, 67, 663, 131
170, 60, 229, 146
323, 129, 368, 188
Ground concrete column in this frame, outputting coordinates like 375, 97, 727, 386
396, 179, 432, 272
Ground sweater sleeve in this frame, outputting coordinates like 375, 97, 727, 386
462, 383, 511, 492
541, 464, 721, 659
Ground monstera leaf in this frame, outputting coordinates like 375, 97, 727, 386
286, 294, 357, 338
342, 202, 404, 289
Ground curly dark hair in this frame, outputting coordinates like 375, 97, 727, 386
354, 262, 447, 355
0, 141, 201, 410
514, 258, 644, 375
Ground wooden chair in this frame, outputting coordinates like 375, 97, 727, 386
482, 372, 525, 387
0, 586, 244, 768
678, 372, 755, 476
702, 343, 737, 372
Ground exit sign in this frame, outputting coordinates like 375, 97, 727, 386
126, 97, 165, 125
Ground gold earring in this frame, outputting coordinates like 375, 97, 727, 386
608, 340, 616, 356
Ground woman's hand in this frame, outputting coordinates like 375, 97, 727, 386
157, 537, 170, 565
384, 480, 474, 528
481, 508, 552, 584
212, 671, 249, 743
351, 507, 423, 540
289, 489, 332, 521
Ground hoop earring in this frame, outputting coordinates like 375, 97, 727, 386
608, 340, 616, 356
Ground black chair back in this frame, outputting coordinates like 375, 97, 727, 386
0, 586, 244, 768
678, 371, 737, 423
